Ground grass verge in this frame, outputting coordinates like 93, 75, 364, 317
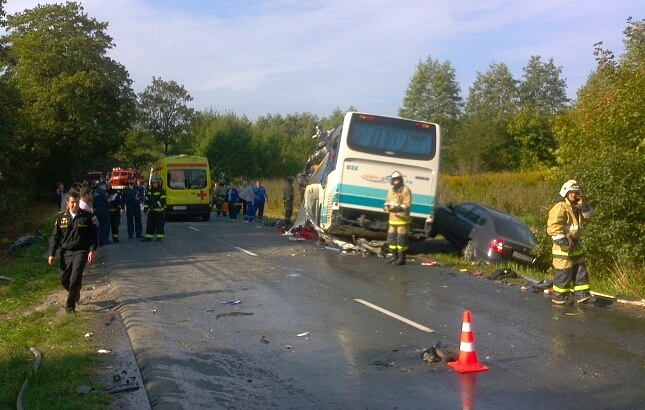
0, 204, 109, 409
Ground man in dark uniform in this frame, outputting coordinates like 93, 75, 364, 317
142, 177, 166, 241
122, 178, 143, 238
108, 186, 122, 242
92, 180, 111, 245
47, 191, 98, 313
283, 176, 295, 222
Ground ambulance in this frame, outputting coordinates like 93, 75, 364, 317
150, 155, 212, 221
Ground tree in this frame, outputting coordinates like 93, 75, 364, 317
506, 107, 556, 170
399, 56, 463, 172
464, 63, 519, 118
138, 76, 195, 155
399, 56, 462, 122
553, 18, 645, 275
2, 2, 136, 184
453, 63, 519, 173
519, 56, 569, 115
193, 111, 255, 180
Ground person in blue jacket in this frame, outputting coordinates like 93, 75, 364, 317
252, 180, 268, 221
227, 182, 240, 220
92, 180, 111, 246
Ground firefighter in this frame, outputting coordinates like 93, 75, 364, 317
142, 177, 166, 242
547, 180, 594, 305
383, 171, 412, 265
283, 176, 295, 222
108, 186, 122, 242
47, 191, 98, 313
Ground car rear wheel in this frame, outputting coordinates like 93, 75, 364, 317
462, 240, 475, 261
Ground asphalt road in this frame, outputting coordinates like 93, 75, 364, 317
100, 215, 645, 409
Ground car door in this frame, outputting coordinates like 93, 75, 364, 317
465, 205, 490, 257
449, 203, 477, 246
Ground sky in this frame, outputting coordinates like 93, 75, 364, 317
4, 0, 643, 120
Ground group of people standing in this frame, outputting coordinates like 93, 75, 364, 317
211, 180, 270, 223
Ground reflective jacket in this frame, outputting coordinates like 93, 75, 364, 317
547, 197, 594, 269
385, 185, 412, 226
144, 186, 166, 212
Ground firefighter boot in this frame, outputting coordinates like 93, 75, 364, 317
384, 250, 398, 264
392, 250, 406, 265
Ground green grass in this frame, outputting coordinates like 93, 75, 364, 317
0, 212, 109, 409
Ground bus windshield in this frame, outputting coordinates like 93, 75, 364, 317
347, 114, 437, 160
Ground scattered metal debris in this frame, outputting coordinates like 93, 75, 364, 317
17, 347, 42, 410
421, 342, 457, 363
353, 237, 386, 258
94, 303, 115, 312
260, 336, 269, 344
372, 360, 395, 367
215, 312, 254, 319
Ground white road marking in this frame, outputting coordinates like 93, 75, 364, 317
188, 226, 199, 232
234, 247, 257, 256
354, 298, 435, 333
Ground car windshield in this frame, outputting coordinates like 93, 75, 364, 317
493, 215, 537, 246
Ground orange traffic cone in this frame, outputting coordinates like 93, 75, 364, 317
448, 310, 489, 373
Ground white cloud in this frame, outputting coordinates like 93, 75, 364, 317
4, 0, 641, 118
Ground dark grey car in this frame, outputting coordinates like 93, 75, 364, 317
430, 202, 537, 265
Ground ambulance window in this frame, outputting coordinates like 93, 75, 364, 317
168, 170, 186, 188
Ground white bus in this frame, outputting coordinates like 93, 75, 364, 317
303, 112, 440, 239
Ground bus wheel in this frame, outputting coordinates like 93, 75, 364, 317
202, 213, 210, 222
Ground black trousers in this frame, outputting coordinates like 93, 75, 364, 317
126, 205, 143, 238
59, 250, 88, 309
145, 210, 165, 239
110, 210, 120, 241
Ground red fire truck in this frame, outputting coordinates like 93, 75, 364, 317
108, 168, 144, 191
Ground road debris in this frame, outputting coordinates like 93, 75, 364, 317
94, 303, 115, 312
353, 237, 386, 258
215, 312, 254, 319
297, 332, 309, 337
372, 360, 395, 367
98, 349, 112, 354
221, 300, 241, 306
491, 268, 517, 280
76, 383, 140, 395
17, 347, 42, 410
260, 336, 269, 344
421, 342, 457, 363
